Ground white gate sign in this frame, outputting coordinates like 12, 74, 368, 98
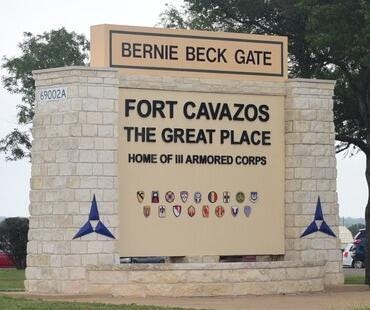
38, 87, 68, 103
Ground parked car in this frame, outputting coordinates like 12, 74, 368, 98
354, 228, 366, 241
342, 243, 354, 267
0, 251, 15, 268
120, 257, 165, 264
352, 238, 366, 268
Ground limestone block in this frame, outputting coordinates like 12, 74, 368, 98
70, 125, 82, 137
285, 133, 301, 144
103, 112, 118, 124
98, 125, 114, 137
97, 71, 118, 79
82, 98, 98, 111
324, 273, 344, 286
103, 164, 117, 176
75, 189, 91, 201
301, 133, 316, 144
61, 280, 87, 294
61, 255, 81, 267
293, 192, 311, 203
98, 254, 116, 265
68, 267, 86, 280
92, 164, 103, 175
98, 99, 115, 111
82, 124, 98, 137
80, 176, 97, 188
301, 156, 316, 167
81, 254, 98, 265
301, 180, 317, 191
103, 87, 118, 99
97, 151, 114, 163
87, 86, 104, 98
285, 168, 294, 179
294, 168, 311, 179
87, 241, 103, 253
71, 241, 87, 254
87, 112, 103, 124
80, 150, 97, 162
293, 120, 311, 132
97, 177, 114, 189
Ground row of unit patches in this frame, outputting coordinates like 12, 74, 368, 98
137, 190, 259, 204
142, 205, 255, 218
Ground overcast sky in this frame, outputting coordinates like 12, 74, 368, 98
0, 0, 367, 219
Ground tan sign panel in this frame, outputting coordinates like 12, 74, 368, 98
91, 24, 287, 80
118, 88, 284, 256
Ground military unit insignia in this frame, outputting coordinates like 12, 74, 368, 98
143, 205, 151, 218
215, 206, 225, 217
249, 191, 258, 203
151, 191, 159, 203
180, 191, 189, 203
202, 205, 210, 218
139, 190, 259, 218
173, 205, 182, 217
236, 192, 245, 203
194, 192, 202, 203
165, 191, 175, 203
244, 206, 252, 217
231, 206, 239, 217
137, 190, 144, 203
223, 191, 230, 203
208, 191, 217, 203
188, 205, 196, 217
158, 205, 166, 218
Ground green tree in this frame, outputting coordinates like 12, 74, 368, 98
161, 0, 370, 284
0, 217, 29, 269
1, 28, 89, 160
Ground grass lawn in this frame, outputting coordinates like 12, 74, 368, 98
344, 274, 366, 285
0, 269, 25, 291
0, 295, 189, 310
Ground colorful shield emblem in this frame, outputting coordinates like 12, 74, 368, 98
244, 206, 252, 217
231, 206, 239, 217
215, 205, 225, 217
208, 191, 218, 203
223, 191, 230, 203
173, 205, 182, 217
250, 192, 258, 203
188, 205, 196, 217
143, 205, 151, 217
165, 191, 175, 203
137, 190, 144, 203
158, 205, 166, 218
202, 205, 210, 218
151, 191, 159, 203
180, 191, 189, 203
194, 192, 202, 203
236, 192, 245, 203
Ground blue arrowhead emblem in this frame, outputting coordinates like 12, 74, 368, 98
73, 195, 115, 239
300, 196, 336, 238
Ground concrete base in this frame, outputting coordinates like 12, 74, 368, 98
86, 261, 327, 297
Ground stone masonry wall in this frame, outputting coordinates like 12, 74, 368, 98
26, 66, 342, 295
285, 79, 343, 286
26, 67, 120, 293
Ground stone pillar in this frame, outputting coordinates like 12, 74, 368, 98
26, 67, 120, 293
285, 79, 343, 285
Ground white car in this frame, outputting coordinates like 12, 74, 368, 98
342, 243, 354, 267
